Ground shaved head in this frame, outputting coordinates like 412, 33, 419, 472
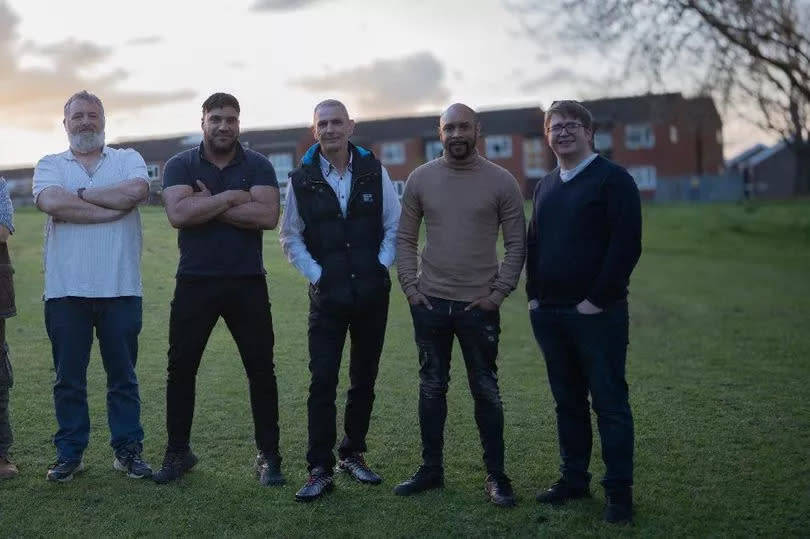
440, 103, 477, 126
439, 103, 480, 161
313, 99, 350, 123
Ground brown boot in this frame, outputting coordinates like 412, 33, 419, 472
0, 456, 18, 479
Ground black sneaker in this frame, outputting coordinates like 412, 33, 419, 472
393, 465, 444, 496
485, 472, 516, 507
255, 452, 285, 486
604, 489, 633, 524
335, 453, 382, 485
113, 443, 153, 479
152, 448, 198, 484
535, 478, 591, 504
295, 466, 334, 502
46, 458, 85, 482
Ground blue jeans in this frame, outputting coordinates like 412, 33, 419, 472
410, 297, 505, 473
529, 301, 634, 491
45, 296, 144, 461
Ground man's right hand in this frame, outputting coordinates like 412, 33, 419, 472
227, 189, 251, 207
407, 293, 433, 309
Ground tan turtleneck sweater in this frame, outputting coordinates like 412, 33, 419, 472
396, 152, 526, 305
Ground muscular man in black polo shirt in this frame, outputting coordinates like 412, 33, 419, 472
153, 93, 284, 486
526, 100, 641, 524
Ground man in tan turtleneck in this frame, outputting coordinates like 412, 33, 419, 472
394, 103, 526, 507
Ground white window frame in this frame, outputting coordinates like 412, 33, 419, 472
669, 125, 678, 144
522, 138, 545, 177
594, 132, 613, 152
146, 164, 160, 180
267, 152, 295, 205
424, 140, 443, 161
380, 142, 406, 165
485, 135, 513, 159
627, 165, 657, 191
625, 124, 655, 150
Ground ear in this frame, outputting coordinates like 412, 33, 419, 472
311, 124, 318, 140
347, 119, 355, 136
475, 122, 481, 137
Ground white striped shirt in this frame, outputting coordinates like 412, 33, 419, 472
32, 147, 149, 300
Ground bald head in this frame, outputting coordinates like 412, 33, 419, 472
439, 103, 480, 162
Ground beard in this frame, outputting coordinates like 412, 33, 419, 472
69, 130, 105, 154
444, 137, 476, 160
206, 133, 238, 155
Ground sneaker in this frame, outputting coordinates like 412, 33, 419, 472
113, 443, 153, 479
604, 488, 633, 524
535, 478, 591, 504
152, 448, 198, 484
485, 472, 516, 507
0, 456, 18, 479
46, 458, 84, 482
393, 465, 444, 496
295, 466, 334, 502
335, 453, 382, 485
255, 452, 285, 486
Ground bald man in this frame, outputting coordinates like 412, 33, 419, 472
394, 104, 526, 507
280, 99, 401, 502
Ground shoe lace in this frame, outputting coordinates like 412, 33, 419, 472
346, 453, 370, 471
306, 473, 330, 487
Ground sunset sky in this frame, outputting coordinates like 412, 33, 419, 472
0, 0, 771, 169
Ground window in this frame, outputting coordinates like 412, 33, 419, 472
594, 132, 613, 152
624, 124, 655, 150
522, 138, 545, 177
424, 140, 443, 161
627, 166, 657, 191
146, 164, 160, 180
485, 135, 512, 159
392, 180, 406, 199
380, 142, 406, 165
267, 152, 294, 204
669, 125, 678, 144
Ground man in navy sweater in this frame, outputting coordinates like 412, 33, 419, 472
526, 100, 641, 524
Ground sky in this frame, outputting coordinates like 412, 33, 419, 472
0, 0, 772, 169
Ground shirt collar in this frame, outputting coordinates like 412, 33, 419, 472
198, 140, 246, 166
319, 149, 353, 178
63, 145, 109, 161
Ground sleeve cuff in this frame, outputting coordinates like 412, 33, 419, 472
487, 290, 506, 306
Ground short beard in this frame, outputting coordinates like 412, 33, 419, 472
445, 137, 476, 160
69, 130, 105, 154
206, 136, 237, 156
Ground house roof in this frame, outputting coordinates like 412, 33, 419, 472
580, 92, 720, 126
726, 143, 768, 168
748, 140, 790, 167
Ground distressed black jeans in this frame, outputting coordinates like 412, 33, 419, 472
410, 296, 505, 473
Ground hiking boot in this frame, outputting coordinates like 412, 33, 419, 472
335, 453, 382, 485
485, 472, 516, 507
255, 452, 285, 486
604, 488, 633, 524
46, 458, 84, 482
152, 448, 198, 484
295, 466, 334, 502
393, 465, 444, 496
113, 443, 153, 479
535, 478, 591, 504
0, 456, 18, 479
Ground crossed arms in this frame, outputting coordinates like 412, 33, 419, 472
163, 181, 280, 230
36, 179, 149, 224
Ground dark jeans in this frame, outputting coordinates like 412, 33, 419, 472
529, 301, 634, 491
306, 286, 389, 470
410, 296, 505, 473
166, 276, 280, 457
0, 320, 11, 457
45, 296, 144, 461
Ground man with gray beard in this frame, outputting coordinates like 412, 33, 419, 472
33, 90, 152, 483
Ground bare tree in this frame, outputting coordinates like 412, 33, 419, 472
510, 0, 810, 194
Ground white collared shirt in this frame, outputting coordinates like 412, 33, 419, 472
32, 146, 150, 299
560, 152, 599, 182
279, 153, 401, 284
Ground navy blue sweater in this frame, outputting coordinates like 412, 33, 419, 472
525, 156, 642, 308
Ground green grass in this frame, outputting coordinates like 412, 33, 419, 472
0, 201, 808, 537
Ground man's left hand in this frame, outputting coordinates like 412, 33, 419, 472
576, 299, 603, 314
465, 297, 499, 311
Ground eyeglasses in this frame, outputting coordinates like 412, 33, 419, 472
546, 122, 583, 134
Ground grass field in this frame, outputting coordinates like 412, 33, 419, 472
0, 201, 808, 537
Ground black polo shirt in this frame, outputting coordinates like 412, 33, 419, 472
163, 142, 278, 277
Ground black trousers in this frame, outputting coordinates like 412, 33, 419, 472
166, 276, 280, 457
305, 287, 390, 471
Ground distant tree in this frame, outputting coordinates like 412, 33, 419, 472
510, 0, 810, 193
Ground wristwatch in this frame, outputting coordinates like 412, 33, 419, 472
77, 187, 86, 200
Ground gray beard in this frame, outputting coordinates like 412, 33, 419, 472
69, 130, 105, 154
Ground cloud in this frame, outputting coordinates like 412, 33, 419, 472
125, 36, 162, 46
519, 66, 601, 92
250, 0, 332, 12
0, 1, 193, 130
292, 52, 450, 116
